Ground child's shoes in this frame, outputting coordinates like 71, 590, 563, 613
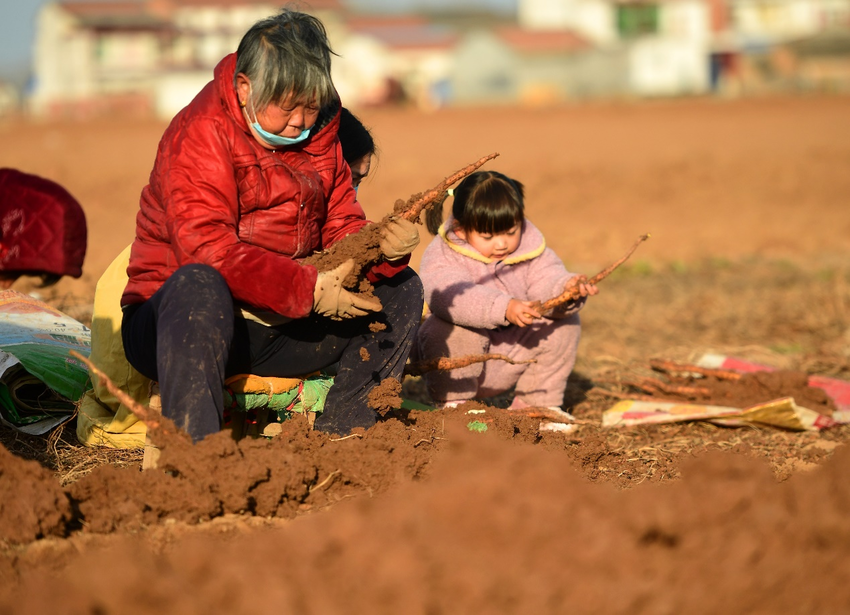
547, 406, 576, 422
440, 400, 470, 409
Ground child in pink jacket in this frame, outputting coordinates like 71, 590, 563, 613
413, 170, 597, 411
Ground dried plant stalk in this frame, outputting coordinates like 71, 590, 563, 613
535, 234, 650, 312
404, 353, 535, 377
649, 358, 743, 381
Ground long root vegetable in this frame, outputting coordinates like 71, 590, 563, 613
404, 353, 534, 377
70, 351, 191, 450
534, 234, 650, 313
394, 152, 499, 222
595, 376, 711, 398
587, 386, 680, 404
648, 358, 742, 381
507, 406, 576, 423
303, 153, 499, 289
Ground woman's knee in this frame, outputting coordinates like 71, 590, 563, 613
167, 264, 228, 295
158, 264, 234, 327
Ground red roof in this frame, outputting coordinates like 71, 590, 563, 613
60, 0, 342, 17
168, 0, 341, 8
345, 15, 430, 30
345, 17, 458, 51
496, 27, 592, 54
59, 1, 172, 28
60, 1, 152, 18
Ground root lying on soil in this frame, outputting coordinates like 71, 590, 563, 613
649, 358, 743, 381
404, 353, 535, 377
592, 358, 837, 415
594, 376, 711, 399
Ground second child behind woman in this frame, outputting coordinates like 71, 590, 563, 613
413, 170, 597, 413
338, 107, 375, 191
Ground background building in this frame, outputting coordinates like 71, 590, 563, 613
22, 0, 850, 121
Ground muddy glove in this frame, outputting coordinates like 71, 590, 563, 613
379, 216, 420, 261
313, 259, 382, 320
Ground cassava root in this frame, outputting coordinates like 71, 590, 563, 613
649, 358, 743, 381
70, 351, 191, 450
535, 234, 650, 313
404, 353, 534, 377
303, 153, 499, 285
395, 152, 500, 222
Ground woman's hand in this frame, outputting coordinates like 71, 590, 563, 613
379, 216, 420, 261
506, 299, 541, 328
313, 259, 382, 320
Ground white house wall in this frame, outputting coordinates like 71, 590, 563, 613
519, 0, 574, 29
31, 4, 97, 115
333, 35, 394, 107
660, 0, 712, 41
154, 70, 215, 120
451, 30, 518, 104
172, 4, 275, 68
386, 48, 455, 109
519, 0, 617, 44
628, 37, 710, 95
731, 0, 846, 39
576, 0, 618, 44
573, 48, 631, 97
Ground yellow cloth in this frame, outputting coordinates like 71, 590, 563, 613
76, 246, 151, 448
225, 373, 311, 397
77, 247, 308, 448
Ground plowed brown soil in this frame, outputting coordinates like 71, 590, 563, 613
1, 95, 849, 613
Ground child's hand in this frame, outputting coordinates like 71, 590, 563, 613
548, 275, 599, 319
506, 299, 541, 327
565, 274, 599, 298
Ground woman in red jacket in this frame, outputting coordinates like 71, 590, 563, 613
121, 10, 422, 441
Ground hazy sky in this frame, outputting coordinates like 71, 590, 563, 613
0, 0, 517, 82
0, 0, 51, 80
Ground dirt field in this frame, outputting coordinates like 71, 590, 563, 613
1, 95, 850, 613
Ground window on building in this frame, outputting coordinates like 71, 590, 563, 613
616, 3, 660, 38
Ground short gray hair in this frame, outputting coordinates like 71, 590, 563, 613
234, 9, 337, 111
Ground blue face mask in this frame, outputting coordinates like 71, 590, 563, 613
244, 90, 312, 147
252, 123, 311, 147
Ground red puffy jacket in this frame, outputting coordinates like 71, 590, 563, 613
122, 53, 406, 318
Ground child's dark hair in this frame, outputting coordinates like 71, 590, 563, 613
426, 171, 525, 235
338, 107, 376, 165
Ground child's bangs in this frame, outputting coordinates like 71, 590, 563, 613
470, 192, 523, 235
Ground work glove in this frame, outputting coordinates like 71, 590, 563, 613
379, 216, 420, 261
313, 259, 382, 320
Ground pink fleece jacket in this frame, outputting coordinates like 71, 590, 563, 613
420, 217, 582, 327
415, 217, 585, 407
